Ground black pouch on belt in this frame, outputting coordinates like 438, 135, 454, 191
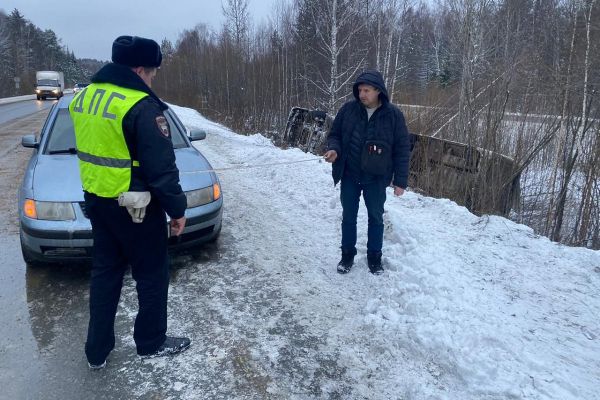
361, 140, 391, 175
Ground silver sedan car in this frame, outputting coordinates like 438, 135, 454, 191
19, 95, 223, 265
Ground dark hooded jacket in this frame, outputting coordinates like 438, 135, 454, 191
327, 70, 411, 188
90, 63, 187, 219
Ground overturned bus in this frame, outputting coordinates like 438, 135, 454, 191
284, 107, 521, 217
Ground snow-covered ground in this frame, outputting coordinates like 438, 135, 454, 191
122, 104, 600, 399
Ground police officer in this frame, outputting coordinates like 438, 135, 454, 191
70, 35, 190, 369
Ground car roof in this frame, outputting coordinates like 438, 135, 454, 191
57, 95, 75, 109
53, 95, 180, 140
57, 94, 173, 113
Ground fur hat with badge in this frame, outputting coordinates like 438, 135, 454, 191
112, 35, 162, 68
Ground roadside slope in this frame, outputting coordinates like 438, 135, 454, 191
167, 104, 600, 400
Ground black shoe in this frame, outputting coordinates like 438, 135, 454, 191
367, 251, 384, 275
140, 336, 191, 359
337, 248, 357, 274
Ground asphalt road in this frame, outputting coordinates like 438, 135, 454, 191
0, 104, 336, 399
0, 99, 56, 125
0, 107, 222, 399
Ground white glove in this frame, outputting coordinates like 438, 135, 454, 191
118, 191, 151, 223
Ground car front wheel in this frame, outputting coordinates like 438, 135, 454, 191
20, 234, 47, 267
207, 224, 221, 243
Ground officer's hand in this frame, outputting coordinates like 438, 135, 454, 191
323, 150, 338, 163
170, 217, 186, 236
393, 186, 405, 197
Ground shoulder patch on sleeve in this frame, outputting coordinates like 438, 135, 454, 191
155, 116, 170, 138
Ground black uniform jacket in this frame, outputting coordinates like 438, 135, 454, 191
91, 63, 187, 219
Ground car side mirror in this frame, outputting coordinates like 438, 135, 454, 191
189, 129, 206, 141
22, 134, 39, 148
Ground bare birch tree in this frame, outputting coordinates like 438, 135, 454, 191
148, 0, 600, 248
297, 0, 368, 113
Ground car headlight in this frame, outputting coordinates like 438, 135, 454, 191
185, 184, 221, 208
35, 89, 41, 93
23, 199, 76, 221
52, 89, 59, 93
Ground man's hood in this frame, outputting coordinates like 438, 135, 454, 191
352, 70, 389, 104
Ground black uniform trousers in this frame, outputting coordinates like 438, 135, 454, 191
84, 192, 169, 364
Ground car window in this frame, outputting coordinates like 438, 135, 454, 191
44, 108, 188, 154
45, 109, 76, 153
38, 103, 57, 142
38, 79, 60, 87
165, 111, 188, 149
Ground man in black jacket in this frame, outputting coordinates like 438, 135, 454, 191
71, 36, 190, 369
324, 70, 411, 275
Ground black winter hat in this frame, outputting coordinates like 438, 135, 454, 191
111, 35, 162, 68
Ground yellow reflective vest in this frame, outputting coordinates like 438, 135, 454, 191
69, 83, 148, 198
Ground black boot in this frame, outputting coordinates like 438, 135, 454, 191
139, 336, 191, 359
367, 251, 384, 275
337, 248, 357, 274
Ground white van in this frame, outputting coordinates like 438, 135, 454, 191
35, 71, 65, 100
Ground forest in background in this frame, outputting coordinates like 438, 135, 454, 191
154, 0, 599, 249
0, 1, 598, 249
0, 9, 102, 96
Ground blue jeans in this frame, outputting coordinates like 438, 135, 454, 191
340, 176, 386, 253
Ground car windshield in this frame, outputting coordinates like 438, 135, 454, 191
44, 108, 188, 154
38, 79, 59, 87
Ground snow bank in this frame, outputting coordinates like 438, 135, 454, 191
154, 104, 600, 399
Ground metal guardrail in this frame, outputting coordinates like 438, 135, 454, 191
0, 95, 36, 105
0, 90, 74, 105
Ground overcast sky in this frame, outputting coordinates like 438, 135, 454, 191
0, 0, 277, 61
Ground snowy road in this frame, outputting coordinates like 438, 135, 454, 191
0, 109, 51, 236
1, 105, 599, 399
165, 105, 600, 399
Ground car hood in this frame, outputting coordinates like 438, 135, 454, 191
32, 149, 215, 202
33, 156, 84, 202
175, 148, 214, 190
